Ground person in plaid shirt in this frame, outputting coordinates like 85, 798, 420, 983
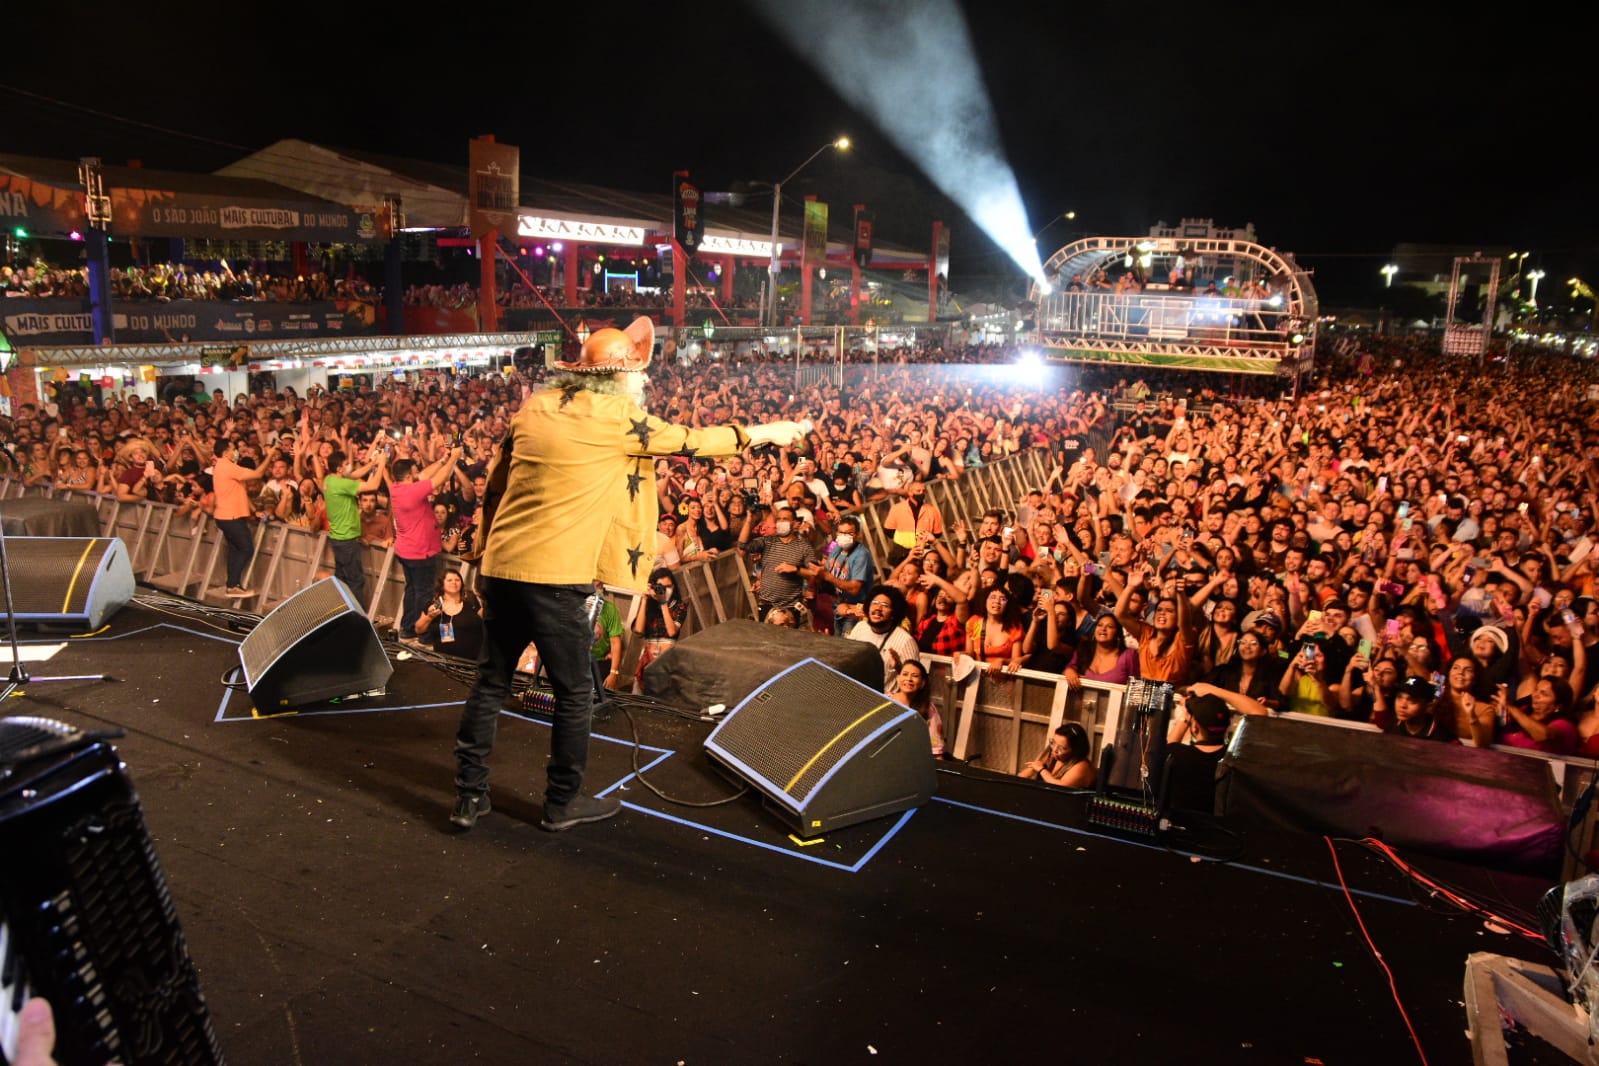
914, 577, 970, 657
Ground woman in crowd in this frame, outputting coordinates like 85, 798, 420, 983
1019, 721, 1096, 788
414, 569, 485, 661
633, 567, 686, 684
962, 586, 1028, 674
52, 448, 97, 493
1194, 596, 1242, 675
676, 496, 718, 562
1201, 628, 1281, 713
1432, 655, 1493, 746
1064, 614, 1140, 686
887, 658, 944, 757
1022, 584, 1079, 674
1498, 676, 1578, 754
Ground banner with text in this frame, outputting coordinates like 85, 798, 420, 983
1, 173, 383, 241
0, 298, 380, 349
674, 174, 703, 258
109, 187, 382, 242
469, 138, 520, 238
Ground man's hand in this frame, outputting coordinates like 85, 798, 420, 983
746, 421, 807, 449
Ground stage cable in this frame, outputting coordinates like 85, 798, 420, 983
1323, 836, 1431, 1066
618, 703, 748, 808
1339, 836, 1543, 943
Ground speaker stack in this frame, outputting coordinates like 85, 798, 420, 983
238, 578, 392, 711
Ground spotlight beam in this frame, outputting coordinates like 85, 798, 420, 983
751, 0, 1048, 287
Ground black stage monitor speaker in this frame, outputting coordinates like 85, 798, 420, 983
3, 536, 135, 628
705, 658, 936, 836
643, 618, 883, 713
239, 578, 392, 711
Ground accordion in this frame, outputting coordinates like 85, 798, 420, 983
0, 716, 225, 1065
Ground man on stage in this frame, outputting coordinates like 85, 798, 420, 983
451, 317, 803, 832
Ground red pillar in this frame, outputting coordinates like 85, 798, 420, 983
564, 244, 579, 306
292, 241, 309, 279
478, 229, 499, 332
850, 203, 864, 325
721, 254, 736, 310
672, 240, 687, 327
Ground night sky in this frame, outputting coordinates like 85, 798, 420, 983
4, 2, 1590, 307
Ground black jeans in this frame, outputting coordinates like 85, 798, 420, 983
397, 552, 441, 634
216, 517, 255, 588
330, 538, 366, 605
454, 579, 594, 807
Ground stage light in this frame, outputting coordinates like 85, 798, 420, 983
750, 0, 1046, 288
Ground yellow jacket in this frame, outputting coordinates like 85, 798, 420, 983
478, 385, 749, 591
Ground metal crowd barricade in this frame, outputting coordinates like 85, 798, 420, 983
854, 451, 1052, 568
917, 656, 1125, 774
15, 473, 1597, 874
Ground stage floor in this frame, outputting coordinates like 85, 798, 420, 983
1, 595, 1573, 1064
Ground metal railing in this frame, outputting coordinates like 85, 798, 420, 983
9, 472, 1593, 879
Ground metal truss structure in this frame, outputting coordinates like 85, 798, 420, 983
1442, 255, 1501, 357
1027, 235, 1319, 376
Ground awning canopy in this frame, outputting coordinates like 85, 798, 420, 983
0, 154, 387, 243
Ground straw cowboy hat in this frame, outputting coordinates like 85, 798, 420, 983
554, 316, 655, 374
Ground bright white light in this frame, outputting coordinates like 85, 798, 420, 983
751, 0, 1047, 286
1013, 348, 1048, 386
1266, 293, 1283, 307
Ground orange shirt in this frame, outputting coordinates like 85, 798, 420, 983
212, 456, 255, 521
1136, 622, 1196, 684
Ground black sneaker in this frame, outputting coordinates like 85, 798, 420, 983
449, 792, 491, 830
539, 793, 621, 832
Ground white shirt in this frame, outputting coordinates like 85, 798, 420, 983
847, 620, 922, 689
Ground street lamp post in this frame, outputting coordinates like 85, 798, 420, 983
763, 137, 850, 327
1031, 210, 1077, 243
1527, 269, 1546, 304
1380, 264, 1399, 288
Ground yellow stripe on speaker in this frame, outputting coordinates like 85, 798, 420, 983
60, 540, 98, 614
783, 701, 892, 794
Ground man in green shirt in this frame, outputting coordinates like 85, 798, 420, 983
322, 446, 388, 609
588, 586, 626, 717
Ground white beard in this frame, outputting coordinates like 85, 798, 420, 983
616, 370, 649, 407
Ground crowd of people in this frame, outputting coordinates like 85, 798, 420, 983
2, 258, 382, 303
3, 331, 1596, 795
3, 254, 894, 326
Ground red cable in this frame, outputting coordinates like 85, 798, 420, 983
1357, 837, 1542, 942
1325, 836, 1431, 1065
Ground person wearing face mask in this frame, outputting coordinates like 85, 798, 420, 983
816, 515, 876, 635
738, 504, 818, 620
882, 480, 944, 567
